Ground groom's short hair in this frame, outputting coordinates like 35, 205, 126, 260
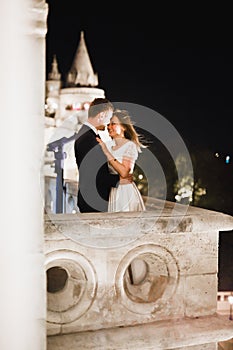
88, 98, 114, 118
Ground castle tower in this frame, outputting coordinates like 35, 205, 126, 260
58, 30, 105, 125
66, 30, 98, 87
45, 55, 61, 118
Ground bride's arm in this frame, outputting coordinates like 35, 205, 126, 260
109, 157, 132, 179
96, 137, 132, 178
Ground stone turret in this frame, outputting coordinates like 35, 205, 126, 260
66, 31, 98, 87
48, 54, 61, 81
45, 55, 61, 118
58, 31, 105, 124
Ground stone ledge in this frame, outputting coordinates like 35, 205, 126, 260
44, 197, 233, 236
47, 314, 233, 350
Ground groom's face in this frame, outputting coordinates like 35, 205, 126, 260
97, 109, 113, 131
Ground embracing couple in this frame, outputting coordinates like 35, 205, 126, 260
74, 98, 146, 214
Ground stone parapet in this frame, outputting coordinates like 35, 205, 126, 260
44, 199, 233, 345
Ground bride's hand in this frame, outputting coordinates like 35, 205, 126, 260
96, 137, 108, 154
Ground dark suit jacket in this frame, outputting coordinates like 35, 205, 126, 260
74, 124, 119, 212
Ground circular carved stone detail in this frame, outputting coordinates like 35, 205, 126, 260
115, 244, 179, 314
45, 249, 97, 324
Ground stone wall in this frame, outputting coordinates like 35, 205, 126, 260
45, 199, 233, 349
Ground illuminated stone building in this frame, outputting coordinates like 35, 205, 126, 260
44, 31, 107, 214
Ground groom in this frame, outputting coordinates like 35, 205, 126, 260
74, 98, 120, 213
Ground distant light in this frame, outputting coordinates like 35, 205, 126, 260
226, 155, 230, 164
181, 190, 193, 199
137, 184, 143, 190
83, 102, 90, 110
73, 102, 82, 110
215, 152, 219, 158
175, 194, 181, 202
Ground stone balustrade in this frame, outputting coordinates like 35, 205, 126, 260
45, 198, 233, 349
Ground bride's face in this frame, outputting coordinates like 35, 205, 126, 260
107, 116, 124, 138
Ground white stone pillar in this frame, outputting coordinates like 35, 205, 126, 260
0, 1, 48, 350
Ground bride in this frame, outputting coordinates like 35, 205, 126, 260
96, 109, 146, 212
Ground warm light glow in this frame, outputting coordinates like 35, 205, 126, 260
65, 102, 90, 111
137, 184, 143, 190
83, 102, 90, 110
175, 187, 193, 202
138, 174, 143, 180
73, 102, 81, 110
215, 152, 219, 157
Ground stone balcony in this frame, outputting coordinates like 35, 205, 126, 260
45, 198, 233, 349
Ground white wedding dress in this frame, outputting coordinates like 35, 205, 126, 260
106, 140, 146, 212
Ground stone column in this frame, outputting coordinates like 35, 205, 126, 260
0, 1, 48, 350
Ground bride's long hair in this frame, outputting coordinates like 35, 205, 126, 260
111, 109, 146, 152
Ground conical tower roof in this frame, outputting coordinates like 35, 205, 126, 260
66, 31, 98, 87
48, 55, 61, 81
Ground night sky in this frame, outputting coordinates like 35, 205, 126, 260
45, 1, 233, 155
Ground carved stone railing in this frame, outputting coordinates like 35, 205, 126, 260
45, 198, 233, 349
